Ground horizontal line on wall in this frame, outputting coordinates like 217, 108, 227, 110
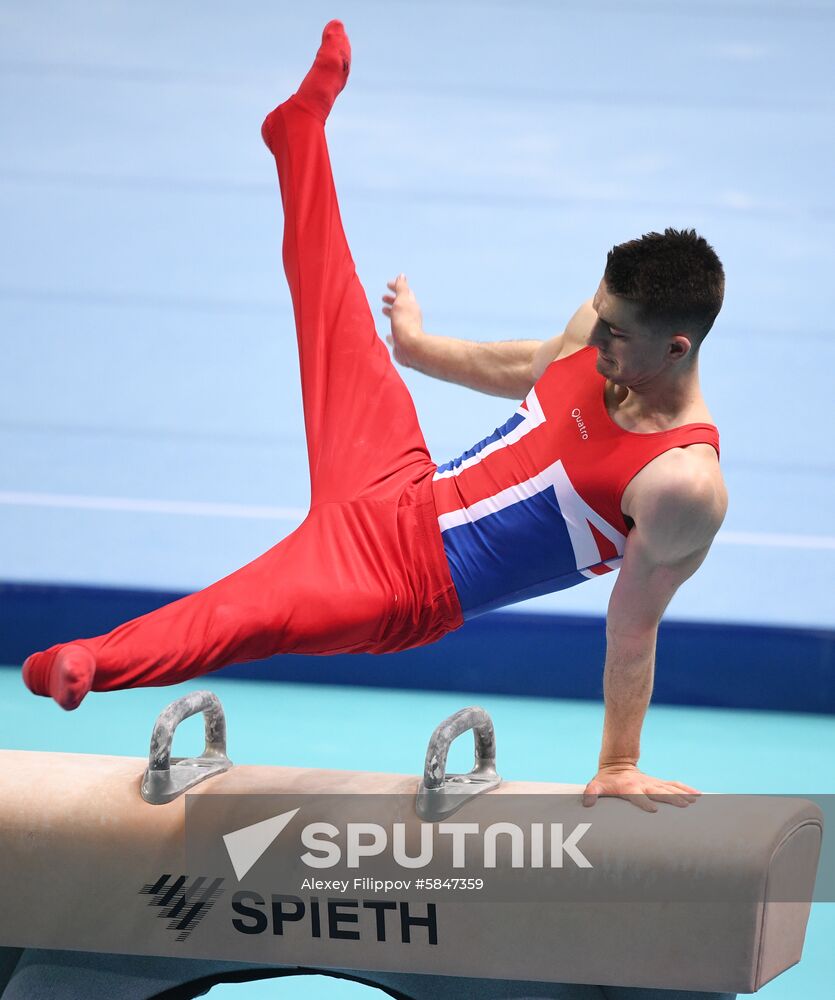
1, 490, 833, 551
1, 168, 830, 222
716, 530, 835, 551
0, 490, 306, 522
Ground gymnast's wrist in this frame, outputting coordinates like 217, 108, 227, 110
388, 322, 427, 370
597, 755, 640, 771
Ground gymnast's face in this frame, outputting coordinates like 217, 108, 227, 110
588, 279, 692, 387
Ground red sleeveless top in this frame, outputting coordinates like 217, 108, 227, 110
432, 346, 720, 619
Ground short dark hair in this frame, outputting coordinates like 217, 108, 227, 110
603, 228, 725, 344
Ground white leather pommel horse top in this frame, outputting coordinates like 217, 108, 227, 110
0, 691, 823, 999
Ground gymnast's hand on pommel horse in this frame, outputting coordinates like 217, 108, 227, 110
21, 20, 728, 814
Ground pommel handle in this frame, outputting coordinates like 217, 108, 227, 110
416, 706, 501, 821
141, 690, 232, 804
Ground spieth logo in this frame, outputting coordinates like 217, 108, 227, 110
139, 873, 225, 942
222, 808, 592, 881
571, 407, 589, 440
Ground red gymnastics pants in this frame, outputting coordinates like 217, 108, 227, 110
24, 97, 463, 695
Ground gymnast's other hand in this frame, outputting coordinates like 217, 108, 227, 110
582, 763, 701, 812
382, 273, 425, 368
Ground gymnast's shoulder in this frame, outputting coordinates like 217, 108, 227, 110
624, 449, 728, 563
531, 298, 596, 380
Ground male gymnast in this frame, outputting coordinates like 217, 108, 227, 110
23, 21, 727, 813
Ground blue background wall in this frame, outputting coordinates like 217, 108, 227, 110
1, 0, 833, 707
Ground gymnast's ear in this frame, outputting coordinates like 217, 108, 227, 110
668, 333, 693, 362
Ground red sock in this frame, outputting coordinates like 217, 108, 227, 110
22, 644, 96, 711
286, 19, 352, 127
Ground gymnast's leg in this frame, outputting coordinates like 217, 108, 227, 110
22, 21, 440, 710
261, 30, 433, 505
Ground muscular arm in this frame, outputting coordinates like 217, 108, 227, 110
389, 333, 543, 399
381, 274, 593, 398
586, 454, 728, 809
600, 521, 713, 767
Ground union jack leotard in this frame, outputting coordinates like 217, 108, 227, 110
432, 346, 720, 619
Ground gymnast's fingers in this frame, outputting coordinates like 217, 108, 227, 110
631, 793, 659, 813
667, 780, 701, 795
647, 790, 694, 808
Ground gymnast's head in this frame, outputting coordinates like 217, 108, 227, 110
590, 227, 725, 385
